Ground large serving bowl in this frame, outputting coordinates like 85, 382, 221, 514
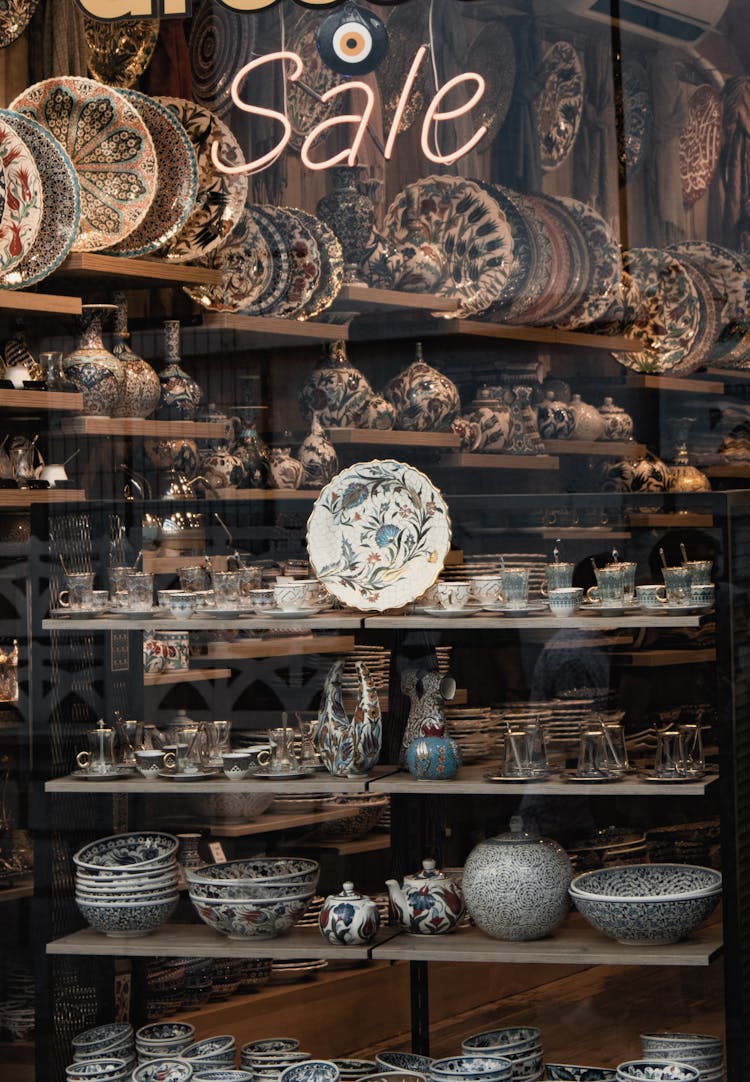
545, 1068, 616, 1081
569, 864, 721, 945
461, 1028, 541, 1056
73, 832, 179, 872
77, 895, 178, 937
188, 892, 314, 940
185, 858, 320, 893
189, 880, 314, 903
615, 1062, 700, 1081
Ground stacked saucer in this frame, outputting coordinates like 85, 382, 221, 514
0, 962, 35, 1041
444, 707, 500, 763
567, 829, 648, 873
341, 646, 391, 691
269, 959, 328, 984
460, 1026, 544, 1082
135, 1021, 195, 1062
182, 1034, 237, 1069
639, 1034, 723, 1081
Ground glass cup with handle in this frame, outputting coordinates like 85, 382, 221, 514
75, 722, 116, 774
541, 562, 575, 596
58, 572, 95, 610
586, 565, 625, 607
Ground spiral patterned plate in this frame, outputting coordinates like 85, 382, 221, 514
183, 208, 273, 312
240, 205, 292, 317
155, 96, 247, 263
555, 196, 622, 329
190, 0, 254, 119
10, 76, 157, 252
0, 113, 42, 277
1, 111, 79, 288
257, 206, 321, 319
0, 0, 40, 49
85, 17, 160, 88
536, 41, 584, 171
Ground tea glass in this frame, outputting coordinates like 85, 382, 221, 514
435, 582, 474, 610
601, 721, 628, 776
654, 728, 686, 778
58, 572, 95, 610
180, 565, 212, 592
576, 728, 611, 778
542, 562, 575, 595
500, 568, 530, 609
586, 565, 625, 607
213, 571, 242, 608
108, 566, 131, 594
502, 729, 533, 778
238, 565, 263, 597
617, 561, 637, 602
124, 572, 154, 612
679, 723, 705, 776
683, 559, 712, 586
662, 566, 691, 606
76, 725, 116, 774
636, 584, 667, 608
90, 591, 110, 611
266, 728, 300, 774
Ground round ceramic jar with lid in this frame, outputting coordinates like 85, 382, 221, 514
319, 881, 381, 946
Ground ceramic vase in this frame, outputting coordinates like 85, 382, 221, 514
270, 439, 304, 490
316, 659, 382, 777
536, 390, 575, 440
464, 388, 512, 452
112, 292, 160, 419
319, 881, 381, 946
231, 409, 270, 489
666, 417, 711, 493
298, 416, 339, 489
299, 341, 372, 429
154, 321, 202, 421
63, 304, 124, 417
406, 736, 462, 780
363, 394, 396, 430
569, 393, 605, 441
316, 165, 376, 284
384, 342, 461, 432
598, 396, 634, 441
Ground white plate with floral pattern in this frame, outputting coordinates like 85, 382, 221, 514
307, 460, 451, 612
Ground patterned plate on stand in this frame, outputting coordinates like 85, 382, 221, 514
536, 41, 584, 171
190, 0, 255, 120
155, 96, 248, 263
183, 208, 273, 312
532, 193, 590, 326
555, 196, 623, 329
667, 240, 750, 327
85, 17, 160, 88
669, 255, 719, 375
0, 0, 40, 49
499, 191, 553, 324
109, 89, 198, 259
1, 110, 79, 288
509, 194, 571, 326
239, 204, 293, 317
10, 76, 157, 252
476, 183, 534, 320
0, 113, 42, 278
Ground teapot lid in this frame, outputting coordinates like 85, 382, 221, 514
329, 880, 369, 902
412, 858, 445, 880
489, 814, 541, 846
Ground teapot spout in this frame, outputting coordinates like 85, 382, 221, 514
385, 878, 409, 927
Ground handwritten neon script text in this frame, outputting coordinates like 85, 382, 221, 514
212, 48, 488, 176
75, 0, 352, 17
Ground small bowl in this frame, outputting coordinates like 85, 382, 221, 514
429, 1057, 512, 1080
191, 1074, 252, 1082
132, 1061, 194, 1082
182, 1037, 236, 1061
72, 1024, 134, 1052
73, 832, 179, 872
545, 1068, 616, 1081
375, 1054, 433, 1075
570, 864, 722, 901
243, 1040, 300, 1054
359, 1074, 427, 1082
461, 1028, 541, 1054
615, 1062, 699, 1081
65, 1059, 128, 1079
280, 1062, 340, 1082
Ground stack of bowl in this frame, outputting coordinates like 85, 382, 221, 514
73, 832, 179, 938
333, 1060, 377, 1081
545, 1068, 615, 1080
65, 1056, 132, 1082
569, 864, 722, 945
461, 1027, 543, 1081
135, 1022, 195, 1062
615, 1062, 699, 1081
375, 1053, 433, 1075
71, 1024, 135, 1067
182, 1036, 237, 1070
240, 1039, 311, 1080
280, 1065, 339, 1082
430, 1056, 513, 1082
132, 1063, 194, 1082
640, 1033, 724, 1081
185, 858, 319, 941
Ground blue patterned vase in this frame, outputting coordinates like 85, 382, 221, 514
155, 320, 202, 421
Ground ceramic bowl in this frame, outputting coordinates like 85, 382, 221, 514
461, 1028, 541, 1055
196, 792, 274, 825
76, 872, 179, 894
570, 864, 722, 901
429, 1057, 512, 1080
639, 1034, 721, 1052
73, 832, 179, 872
571, 886, 720, 945
77, 895, 178, 937
359, 1074, 427, 1082
132, 1061, 194, 1082
332, 1061, 377, 1079
375, 1054, 433, 1075
182, 1038, 236, 1061
65, 1059, 128, 1079
499, 1050, 542, 1077
76, 862, 178, 885
279, 1062, 340, 1082
545, 1068, 616, 1081
188, 892, 313, 939
73, 1024, 134, 1052
74, 1045, 134, 1063
615, 1062, 699, 1081
244, 1040, 301, 1054
191, 1073, 252, 1082
136, 1023, 196, 1046
185, 857, 320, 891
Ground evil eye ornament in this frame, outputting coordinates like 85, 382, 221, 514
316, 3, 389, 76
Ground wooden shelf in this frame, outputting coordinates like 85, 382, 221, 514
624, 373, 724, 395
439, 452, 560, 471
0, 877, 33, 902
543, 440, 647, 457
442, 320, 636, 351
705, 366, 750, 382
217, 489, 320, 501
280, 833, 391, 856
43, 616, 362, 632
626, 512, 714, 529
144, 667, 232, 687
371, 920, 723, 968
704, 465, 750, 479
363, 613, 705, 630
203, 806, 363, 838
204, 634, 356, 660
58, 253, 223, 287
329, 428, 460, 449
612, 647, 717, 667
47, 923, 398, 960
0, 290, 81, 316
368, 762, 718, 797
0, 488, 85, 507
44, 767, 397, 795
141, 554, 230, 574
203, 312, 349, 347
0, 388, 83, 412
59, 417, 228, 439
332, 284, 457, 314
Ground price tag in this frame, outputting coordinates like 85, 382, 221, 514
208, 841, 227, 864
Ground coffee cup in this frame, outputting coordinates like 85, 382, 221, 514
435, 581, 474, 610
273, 581, 320, 611
135, 749, 176, 778
158, 590, 196, 620
471, 576, 503, 606
222, 749, 270, 780
250, 588, 276, 613
690, 583, 715, 607
548, 586, 583, 617
636, 584, 667, 608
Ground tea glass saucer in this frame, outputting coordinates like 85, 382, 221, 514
419, 605, 483, 618
71, 769, 132, 781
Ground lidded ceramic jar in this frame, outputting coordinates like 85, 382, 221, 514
598, 453, 670, 493
270, 433, 304, 490
406, 736, 462, 780
298, 415, 339, 489
299, 340, 372, 429
316, 164, 376, 283
384, 342, 461, 432
112, 291, 160, 419
569, 393, 605, 441
63, 304, 124, 417
536, 390, 575, 440
385, 858, 465, 935
319, 881, 381, 946
598, 396, 634, 441
462, 816, 572, 941
363, 394, 396, 430
464, 388, 512, 452
154, 320, 202, 421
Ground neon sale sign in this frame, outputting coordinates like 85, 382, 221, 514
75, 1, 365, 17
212, 47, 488, 175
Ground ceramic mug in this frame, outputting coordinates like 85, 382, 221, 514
547, 586, 583, 617
636, 584, 667, 608
500, 568, 530, 609
153, 630, 190, 671
135, 749, 176, 778
541, 562, 574, 595
143, 637, 167, 673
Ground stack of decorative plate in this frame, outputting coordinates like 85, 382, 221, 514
144, 958, 185, 1019
333, 1060, 377, 1081
209, 958, 245, 1000
567, 829, 648, 873
181, 1034, 237, 1069
0, 961, 34, 1041
460, 1026, 544, 1082
177, 958, 214, 1011
341, 646, 391, 691
269, 959, 327, 985
135, 1021, 195, 1062
241, 1038, 310, 1080
445, 706, 501, 763
646, 820, 721, 868
640, 1033, 723, 1081
237, 957, 273, 994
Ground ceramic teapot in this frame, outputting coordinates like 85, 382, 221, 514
200, 443, 245, 489
400, 669, 457, 763
386, 859, 465, 935
569, 393, 605, 441
598, 397, 634, 441
319, 881, 381, 946
316, 659, 382, 778
384, 342, 460, 432
299, 340, 372, 428
598, 453, 670, 493
462, 815, 572, 941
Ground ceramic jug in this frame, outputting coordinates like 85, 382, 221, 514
298, 416, 339, 489
112, 291, 160, 419
154, 320, 202, 421
400, 669, 457, 763
569, 393, 605, 441
299, 340, 372, 428
383, 342, 460, 432
462, 815, 572, 941
464, 388, 512, 452
386, 859, 465, 935
319, 881, 381, 946
63, 304, 124, 417
316, 659, 382, 778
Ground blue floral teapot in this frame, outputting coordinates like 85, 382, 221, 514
386, 858, 465, 935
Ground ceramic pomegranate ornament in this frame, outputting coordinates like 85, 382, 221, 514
384, 342, 460, 432
299, 340, 372, 428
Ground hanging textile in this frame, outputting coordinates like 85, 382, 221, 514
644, 49, 689, 245
30, 0, 87, 80
489, 15, 543, 195
720, 76, 750, 249
573, 31, 619, 229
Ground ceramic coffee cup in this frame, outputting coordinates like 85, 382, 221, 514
636, 584, 667, 608
548, 587, 583, 617
691, 583, 715, 607
470, 576, 503, 606
135, 749, 176, 778
158, 591, 197, 620
250, 588, 276, 612
222, 749, 271, 780
273, 582, 319, 611
435, 582, 474, 609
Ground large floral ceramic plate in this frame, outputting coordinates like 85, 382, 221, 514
10, 77, 157, 252
109, 89, 198, 259
680, 85, 722, 209
84, 17, 160, 88
292, 208, 343, 320
155, 96, 247, 263
286, 10, 344, 148
382, 176, 515, 318
555, 196, 622, 329
190, 0, 254, 120
0, 113, 42, 277
667, 240, 750, 327
475, 183, 533, 318
183, 208, 273, 311
536, 41, 584, 171
2, 111, 79, 288
0, 0, 40, 49
307, 460, 451, 612
669, 255, 719, 374
614, 248, 702, 373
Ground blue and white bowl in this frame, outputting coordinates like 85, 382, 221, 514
137, 1023, 196, 1047
132, 1061, 194, 1082
375, 1054, 433, 1075
72, 1024, 134, 1054
279, 1061, 340, 1082
65, 1059, 129, 1080
77, 895, 178, 937
188, 893, 313, 940
244, 1040, 301, 1055
570, 864, 721, 901
191, 1073, 252, 1082
461, 1028, 541, 1057
545, 1068, 616, 1081
430, 1056, 512, 1081
185, 858, 319, 892
73, 832, 179, 872
615, 1062, 700, 1081
182, 1037, 236, 1062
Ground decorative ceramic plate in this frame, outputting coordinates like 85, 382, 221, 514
420, 606, 482, 618
0, 0, 40, 49
156, 770, 220, 780
85, 17, 160, 88
669, 255, 719, 375
513, 195, 571, 327
1, 111, 78, 289
382, 176, 515, 318
292, 208, 344, 320
155, 96, 248, 263
377, 2, 428, 138
0, 114, 42, 277
614, 248, 702, 373
619, 59, 651, 181
475, 183, 533, 318
536, 41, 584, 171
531, 193, 590, 326
71, 770, 132, 781
190, 0, 254, 119
501, 191, 553, 323
183, 208, 273, 312
307, 459, 452, 612
555, 196, 622, 329
258, 206, 321, 319
466, 23, 516, 145
286, 10, 345, 149
680, 84, 722, 209
10, 77, 157, 252
108, 89, 198, 259
667, 240, 750, 326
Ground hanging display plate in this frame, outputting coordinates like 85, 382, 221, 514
536, 41, 584, 171
0, 113, 42, 277
85, 16, 160, 88
190, 0, 254, 119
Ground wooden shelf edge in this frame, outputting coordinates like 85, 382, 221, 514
144, 667, 232, 687
439, 453, 560, 471
59, 417, 228, 439
203, 312, 349, 343
329, 428, 461, 449
447, 320, 636, 351
543, 440, 647, 457
334, 284, 457, 314
58, 253, 223, 287
0, 389, 83, 411
0, 290, 82, 316
624, 373, 724, 395
0, 488, 85, 506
